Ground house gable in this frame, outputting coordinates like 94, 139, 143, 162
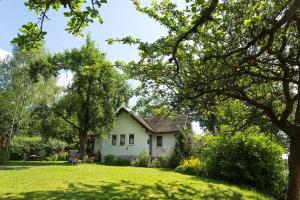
99, 111, 150, 161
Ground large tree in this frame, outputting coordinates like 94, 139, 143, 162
0, 47, 58, 164
31, 36, 132, 158
110, 0, 300, 198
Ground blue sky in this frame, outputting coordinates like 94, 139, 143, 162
0, 0, 168, 62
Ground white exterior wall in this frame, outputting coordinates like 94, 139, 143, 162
95, 112, 150, 162
151, 133, 176, 157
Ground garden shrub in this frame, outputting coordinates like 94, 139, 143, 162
104, 155, 115, 165
139, 151, 150, 167
104, 155, 130, 166
83, 155, 93, 163
46, 151, 69, 161
165, 149, 180, 168
10, 136, 68, 160
46, 154, 59, 161
201, 133, 287, 199
149, 158, 162, 168
175, 157, 205, 176
130, 158, 139, 167
115, 157, 131, 166
57, 151, 69, 161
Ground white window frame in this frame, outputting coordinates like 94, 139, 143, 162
129, 134, 134, 145
111, 134, 117, 145
157, 135, 163, 147
120, 134, 125, 146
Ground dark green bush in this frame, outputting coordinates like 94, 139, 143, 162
201, 133, 287, 198
104, 155, 115, 165
10, 136, 68, 160
115, 157, 130, 166
104, 155, 130, 166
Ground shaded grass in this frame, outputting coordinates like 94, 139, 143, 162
0, 161, 270, 199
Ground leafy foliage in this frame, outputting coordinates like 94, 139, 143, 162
28, 36, 132, 157
112, 0, 300, 196
175, 157, 204, 176
0, 46, 61, 164
10, 136, 67, 160
13, 0, 107, 50
201, 133, 287, 198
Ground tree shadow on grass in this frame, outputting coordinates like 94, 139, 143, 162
7, 161, 69, 166
0, 161, 69, 171
0, 166, 30, 171
1, 179, 263, 200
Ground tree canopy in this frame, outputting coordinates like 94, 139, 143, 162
0, 46, 59, 164
30, 36, 132, 157
109, 0, 300, 198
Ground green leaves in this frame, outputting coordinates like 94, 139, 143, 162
13, 0, 108, 50
11, 22, 46, 51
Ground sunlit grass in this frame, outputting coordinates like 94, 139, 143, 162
0, 161, 270, 199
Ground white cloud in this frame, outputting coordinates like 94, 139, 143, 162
0, 49, 12, 60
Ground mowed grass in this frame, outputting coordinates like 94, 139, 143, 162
0, 161, 270, 200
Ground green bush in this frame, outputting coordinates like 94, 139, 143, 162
104, 155, 130, 166
201, 133, 287, 198
46, 154, 59, 161
115, 157, 130, 166
104, 155, 115, 165
129, 152, 151, 167
149, 158, 162, 168
46, 151, 69, 161
175, 157, 205, 176
165, 149, 180, 168
139, 151, 150, 167
57, 151, 69, 161
130, 158, 139, 167
10, 136, 68, 160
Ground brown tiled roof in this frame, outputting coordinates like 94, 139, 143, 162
143, 116, 188, 133
117, 107, 188, 133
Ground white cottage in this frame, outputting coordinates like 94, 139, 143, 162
94, 107, 189, 162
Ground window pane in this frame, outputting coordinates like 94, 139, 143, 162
129, 134, 134, 144
112, 135, 117, 145
157, 136, 162, 147
120, 134, 125, 145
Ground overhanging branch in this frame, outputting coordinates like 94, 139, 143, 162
169, 0, 219, 73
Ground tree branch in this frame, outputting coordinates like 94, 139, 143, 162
55, 111, 80, 130
169, 0, 219, 73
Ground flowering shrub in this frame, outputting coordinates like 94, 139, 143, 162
175, 157, 204, 176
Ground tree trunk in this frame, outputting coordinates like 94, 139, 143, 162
3, 134, 11, 165
79, 131, 88, 159
287, 133, 300, 200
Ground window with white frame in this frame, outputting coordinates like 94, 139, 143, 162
157, 136, 163, 147
111, 135, 117, 145
129, 134, 134, 145
120, 134, 125, 146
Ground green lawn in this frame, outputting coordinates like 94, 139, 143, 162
0, 161, 270, 200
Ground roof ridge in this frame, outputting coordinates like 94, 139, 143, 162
141, 116, 158, 132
